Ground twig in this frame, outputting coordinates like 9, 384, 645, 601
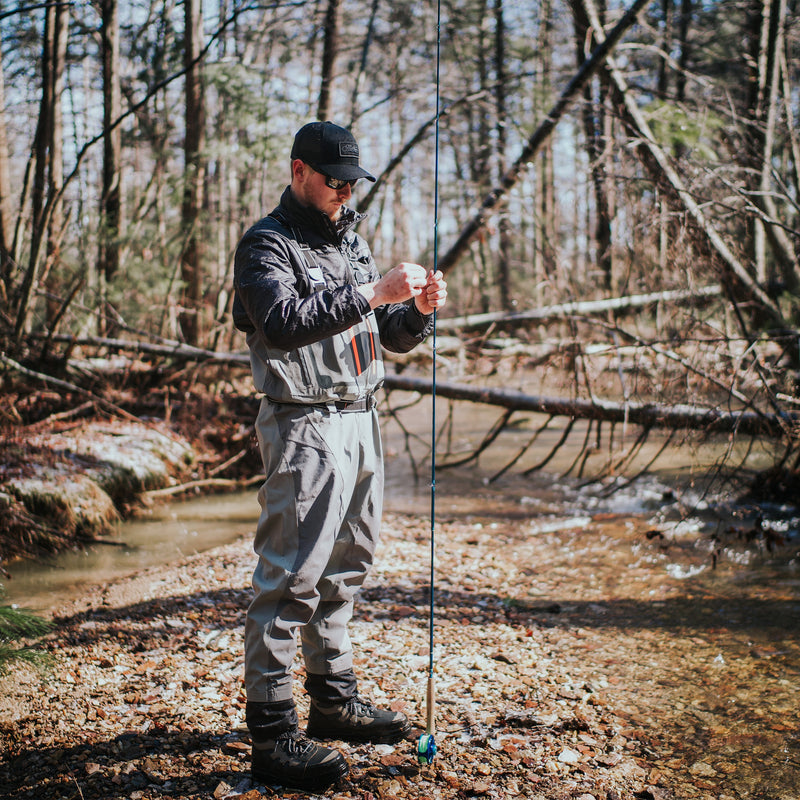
24, 401, 95, 430
523, 418, 576, 476
144, 476, 262, 499
439, 408, 516, 470
207, 447, 249, 478
488, 414, 554, 483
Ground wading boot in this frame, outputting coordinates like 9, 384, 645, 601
307, 694, 412, 744
251, 728, 349, 792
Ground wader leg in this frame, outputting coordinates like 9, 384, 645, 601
244, 403, 381, 705
301, 409, 383, 682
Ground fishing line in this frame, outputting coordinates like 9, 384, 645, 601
417, 0, 442, 768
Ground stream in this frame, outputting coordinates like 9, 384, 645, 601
4, 403, 797, 613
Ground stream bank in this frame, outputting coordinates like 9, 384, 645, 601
0, 383, 262, 567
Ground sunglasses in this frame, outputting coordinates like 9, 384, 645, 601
322, 174, 358, 191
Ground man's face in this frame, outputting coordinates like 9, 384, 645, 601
292, 160, 352, 221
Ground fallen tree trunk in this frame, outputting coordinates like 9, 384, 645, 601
16, 333, 797, 441
35, 332, 250, 364
436, 0, 651, 274
437, 285, 722, 333
383, 374, 798, 440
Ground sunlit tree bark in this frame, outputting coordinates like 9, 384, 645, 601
98, 0, 122, 335
180, 0, 207, 346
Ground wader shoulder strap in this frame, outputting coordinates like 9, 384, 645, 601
267, 212, 326, 291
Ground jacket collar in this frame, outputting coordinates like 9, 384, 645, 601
279, 187, 366, 245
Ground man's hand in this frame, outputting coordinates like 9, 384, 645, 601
414, 270, 447, 316
358, 263, 447, 314
358, 262, 427, 308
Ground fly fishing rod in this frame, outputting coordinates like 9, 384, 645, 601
416, 0, 442, 769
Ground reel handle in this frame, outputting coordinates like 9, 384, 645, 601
417, 674, 437, 764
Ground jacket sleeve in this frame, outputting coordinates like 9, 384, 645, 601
375, 301, 434, 354
233, 221, 372, 351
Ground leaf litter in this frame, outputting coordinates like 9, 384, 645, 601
1, 503, 799, 800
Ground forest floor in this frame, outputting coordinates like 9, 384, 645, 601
1, 355, 800, 799
1, 494, 799, 800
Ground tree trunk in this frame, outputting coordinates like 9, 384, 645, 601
493, 0, 513, 311
41, 0, 68, 328
349, 0, 379, 125
536, 0, 558, 288
0, 32, 12, 309
180, 0, 206, 346
675, 0, 692, 103
384, 373, 795, 439
436, 0, 652, 275
749, 0, 771, 283
14, 1, 66, 339
317, 0, 341, 122
657, 0, 673, 96
98, 0, 122, 334
570, 0, 613, 289
436, 284, 722, 332
752, 0, 798, 295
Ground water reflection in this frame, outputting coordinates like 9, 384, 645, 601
3, 494, 259, 610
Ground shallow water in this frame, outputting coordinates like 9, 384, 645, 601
3, 401, 795, 615
3, 494, 259, 611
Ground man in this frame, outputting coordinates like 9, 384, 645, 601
232, 120, 447, 792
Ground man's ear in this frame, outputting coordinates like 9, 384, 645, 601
291, 158, 307, 183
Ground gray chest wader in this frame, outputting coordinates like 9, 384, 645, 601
244, 227, 384, 707
245, 224, 385, 406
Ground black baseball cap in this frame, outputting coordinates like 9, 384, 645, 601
291, 121, 376, 183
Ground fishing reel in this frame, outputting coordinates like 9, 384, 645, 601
417, 732, 437, 765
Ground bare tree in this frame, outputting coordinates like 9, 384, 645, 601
180, 0, 207, 346
317, 0, 341, 121
98, 0, 122, 334
14, 0, 67, 339
0, 27, 12, 310
534, 0, 557, 292
493, 0, 513, 309
571, 0, 614, 289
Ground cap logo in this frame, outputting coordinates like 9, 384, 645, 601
339, 142, 359, 158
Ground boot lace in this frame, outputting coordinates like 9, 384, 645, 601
346, 695, 378, 717
278, 729, 316, 756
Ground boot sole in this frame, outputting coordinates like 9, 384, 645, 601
252, 759, 349, 792
307, 720, 412, 744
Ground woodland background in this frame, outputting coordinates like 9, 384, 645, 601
1, 4, 800, 794
1, 0, 799, 490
